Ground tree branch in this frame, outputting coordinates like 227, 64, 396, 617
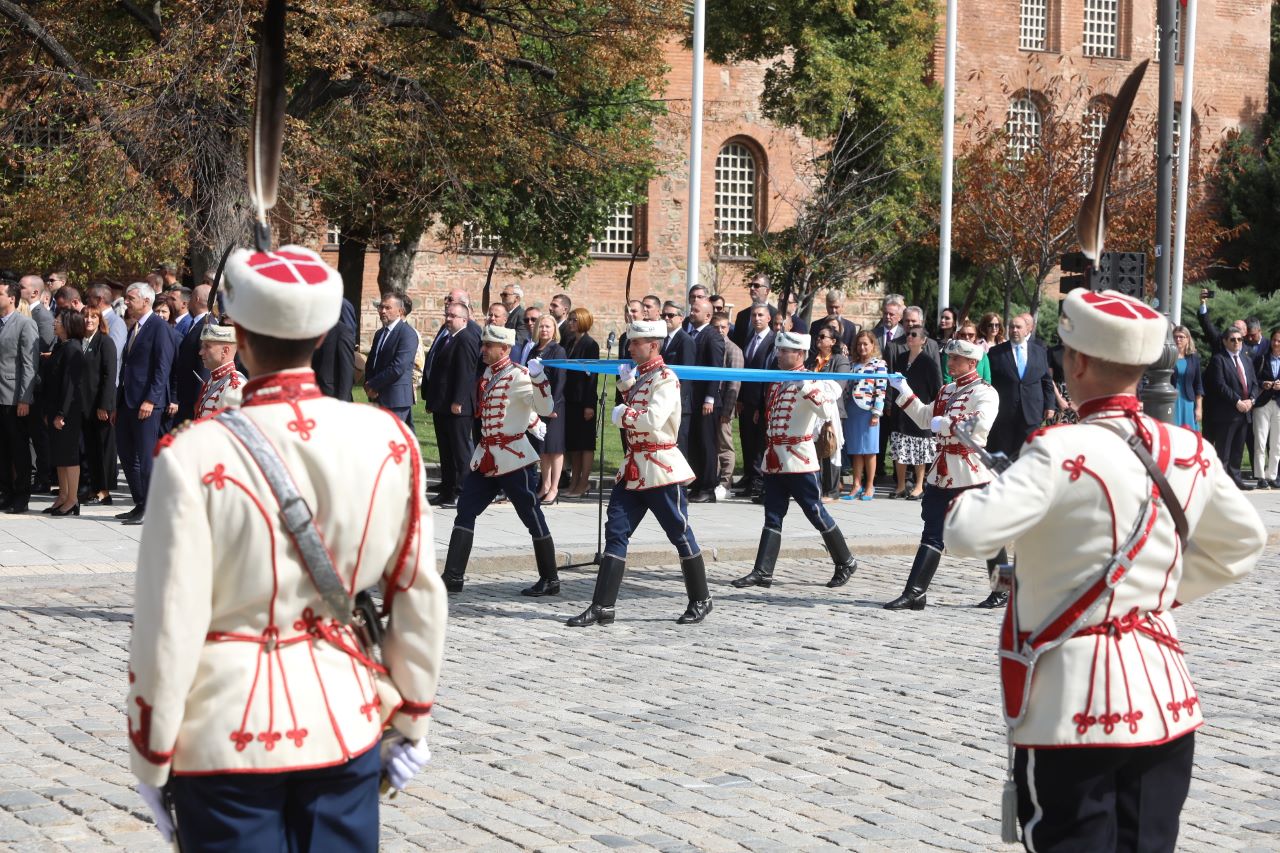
117, 0, 161, 41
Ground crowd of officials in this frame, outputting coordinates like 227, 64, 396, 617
0, 265, 1266, 518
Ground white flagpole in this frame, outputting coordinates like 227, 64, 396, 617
686, 0, 707, 293
937, 0, 958, 319
1170, 0, 1197, 322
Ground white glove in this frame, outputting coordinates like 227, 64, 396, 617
527, 358, 544, 379
929, 415, 947, 433
136, 783, 174, 843
888, 374, 910, 395
618, 362, 635, 384
529, 418, 547, 441
384, 736, 430, 791
611, 403, 628, 427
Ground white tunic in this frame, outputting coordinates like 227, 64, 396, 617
195, 360, 246, 418
763, 373, 841, 475
944, 395, 1265, 748
127, 368, 447, 786
468, 357, 554, 476
616, 356, 694, 489
898, 371, 1000, 489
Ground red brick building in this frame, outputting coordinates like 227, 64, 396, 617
338, 4, 1271, 348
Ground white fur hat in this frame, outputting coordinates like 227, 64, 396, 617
1059, 289, 1168, 366
775, 330, 811, 351
481, 324, 515, 346
221, 245, 342, 340
626, 319, 666, 340
944, 338, 985, 361
199, 322, 236, 344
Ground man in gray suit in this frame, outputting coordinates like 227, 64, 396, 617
19, 275, 54, 352
0, 282, 40, 513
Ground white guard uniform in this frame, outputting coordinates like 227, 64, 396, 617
469, 356, 554, 476
945, 399, 1266, 748
898, 371, 1000, 489
616, 355, 694, 489
195, 360, 247, 418
127, 369, 447, 786
763, 375, 841, 474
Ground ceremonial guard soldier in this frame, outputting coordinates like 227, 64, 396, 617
731, 331, 859, 589
567, 319, 712, 627
126, 244, 448, 850
441, 325, 560, 596
194, 322, 247, 418
945, 289, 1266, 850
884, 337, 1003, 610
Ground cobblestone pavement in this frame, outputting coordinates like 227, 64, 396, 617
0, 548, 1277, 852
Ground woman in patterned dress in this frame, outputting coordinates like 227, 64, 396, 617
842, 331, 887, 501
889, 325, 942, 500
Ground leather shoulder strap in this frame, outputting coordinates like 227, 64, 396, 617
1099, 420, 1189, 548
215, 408, 353, 625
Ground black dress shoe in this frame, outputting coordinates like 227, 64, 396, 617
975, 590, 1008, 608
50, 504, 80, 517
83, 494, 113, 506
1236, 479, 1256, 491
1256, 479, 1272, 490
41, 504, 58, 514
122, 514, 145, 526
428, 483, 445, 494
566, 604, 615, 627
688, 490, 715, 503
428, 494, 457, 508
4, 502, 28, 515
117, 506, 144, 522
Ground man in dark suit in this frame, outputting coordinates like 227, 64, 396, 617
500, 283, 526, 332
364, 290, 419, 428
313, 298, 357, 401
659, 300, 696, 454
736, 304, 775, 497
1205, 327, 1260, 489
681, 285, 710, 333
884, 305, 940, 372
0, 282, 39, 513
732, 272, 778, 345
170, 284, 212, 423
685, 297, 725, 502
869, 294, 906, 354
422, 300, 481, 507
988, 313, 1056, 460
811, 290, 860, 354
115, 282, 176, 524
486, 302, 528, 350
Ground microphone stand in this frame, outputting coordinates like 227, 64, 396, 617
561, 331, 616, 571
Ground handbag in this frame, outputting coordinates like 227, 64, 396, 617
815, 420, 839, 460
215, 408, 386, 659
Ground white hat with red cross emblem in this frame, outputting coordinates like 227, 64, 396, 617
221, 245, 342, 339
1058, 289, 1169, 366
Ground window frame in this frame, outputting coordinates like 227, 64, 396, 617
713, 136, 766, 262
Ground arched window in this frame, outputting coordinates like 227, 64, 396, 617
714, 141, 759, 258
1006, 97, 1043, 161
1019, 0, 1048, 51
1083, 0, 1119, 58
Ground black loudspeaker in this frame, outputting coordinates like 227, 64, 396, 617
1059, 251, 1146, 298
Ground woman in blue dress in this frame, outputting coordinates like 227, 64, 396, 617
842, 330, 887, 500
1171, 325, 1203, 431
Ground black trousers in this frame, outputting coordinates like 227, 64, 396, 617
24, 403, 52, 484
432, 411, 475, 497
1206, 415, 1249, 482
0, 405, 30, 500
688, 408, 719, 492
676, 411, 691, 458
1015, 732, 1195, 853
738, 411, 764, 487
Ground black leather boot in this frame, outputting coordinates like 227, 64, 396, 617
677, 552, 713, 624
521, 535, 560, 597
822, 525, 858, 588
976, 548, 1009, 608
566, 554, 625, 626
883, 545, 942, 610
441, 526, 472, 594
732, 527, 781, 588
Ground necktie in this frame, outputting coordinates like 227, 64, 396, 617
746, 334, 759, 364
1235, 354, 1248, 394
127, 321, 139, 353
1015, 344, 1025, 379
883, 328, 891, 350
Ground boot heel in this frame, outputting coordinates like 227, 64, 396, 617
597, 609, 615, 625
908, 595, 926, 611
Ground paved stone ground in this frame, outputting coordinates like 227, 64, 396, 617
0, 540, 1276, 851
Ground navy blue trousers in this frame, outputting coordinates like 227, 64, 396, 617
381, 404, 414, 431
168, 743, 380, 853
116, 407, 164, 507
455, 465, 549, 538
604, 481, 700, 559
762, 472, 834, 532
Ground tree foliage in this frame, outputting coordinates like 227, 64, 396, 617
951, 62, 1231, 323
0, 0, 680, 289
